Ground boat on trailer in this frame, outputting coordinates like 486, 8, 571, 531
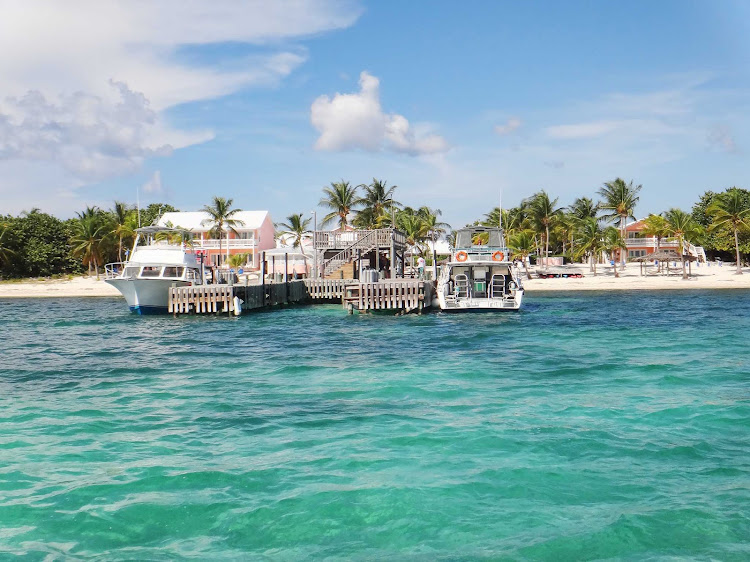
437, 226, 524, 312
105, 226, 205, 314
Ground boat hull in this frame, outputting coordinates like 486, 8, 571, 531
106, 278, 191, 314
438, 290, 524, 312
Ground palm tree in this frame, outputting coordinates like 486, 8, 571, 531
553, 212, 577, 258
418, 206, 450, 275
72, 214, 108, 278
276, 213, 312, 248
598, 178, 641, 270
568, 197, 599, 220
396, 207, 428, 267
509, 230, 535, 279
228, 253, 249, 268
573, 217, 606, 275
708, 188, 750, 274
641, 214, 670, 252
200, 197, 244, 263
665, 208, 702, 279
527, 190, 562, 270
0, 221, 16, 269
320, 180, 359, 229
602, 227, 626, 278
111, 201, 135, 262
356, 178, 399, 228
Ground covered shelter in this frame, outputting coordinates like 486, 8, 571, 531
633, 249, 698, 276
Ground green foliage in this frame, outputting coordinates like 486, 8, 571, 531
1, 210, 82, 278
139, 203, 178, 227
276, 213, 312, 248
319, 180, 359, 229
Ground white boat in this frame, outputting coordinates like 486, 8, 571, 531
105, 226, 205, 314
437, 227, 524, 312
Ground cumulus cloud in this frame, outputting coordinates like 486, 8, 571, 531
0, 82, 209, 180
494, 117, 522, 136
0, 0, 361, 196
311, 71, 449, 156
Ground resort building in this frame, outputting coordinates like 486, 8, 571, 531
156, 211, 276, 268
625, 219, 706, 262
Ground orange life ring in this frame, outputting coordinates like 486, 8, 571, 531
455, 251, 468, 262
492, 251, 505, 261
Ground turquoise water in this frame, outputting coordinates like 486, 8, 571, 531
1, 292, 748, 560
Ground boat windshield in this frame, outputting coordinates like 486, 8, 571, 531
163, 266, 185, 278
140, 266, 162, 278
455, 229, 503, 248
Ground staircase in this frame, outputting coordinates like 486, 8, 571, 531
322, 230, 382, 277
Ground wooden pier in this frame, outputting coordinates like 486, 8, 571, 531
168, 279, 435, 316
343, 279, 433, 314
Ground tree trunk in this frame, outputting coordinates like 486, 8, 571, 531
523, 259, 532, 280
545, 225, 550, 271
734, 227, 742, 274
118, 235, 123, 262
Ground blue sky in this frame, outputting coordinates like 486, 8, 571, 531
1, 0, 748, 229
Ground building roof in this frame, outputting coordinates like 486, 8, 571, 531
625, 219, 646, 231
157, 211, 270, 232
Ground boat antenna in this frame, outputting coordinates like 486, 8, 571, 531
137, 185, 141, 228
498, 190, 503, 230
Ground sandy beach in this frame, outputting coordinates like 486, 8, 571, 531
1, 264, 750, 298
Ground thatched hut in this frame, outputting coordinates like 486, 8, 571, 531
633, 249, 697, 275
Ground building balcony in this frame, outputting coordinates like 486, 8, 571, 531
625, 238, 678, 249
194, 238, 256, 250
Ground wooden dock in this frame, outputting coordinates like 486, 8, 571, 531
343, 279, 433, 314
168, 279, 435, 316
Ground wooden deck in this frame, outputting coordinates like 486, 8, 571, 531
343, 280, 434, 314
168, 279, 435, 316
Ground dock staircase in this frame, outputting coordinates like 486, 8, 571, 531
322, 229, 381, 278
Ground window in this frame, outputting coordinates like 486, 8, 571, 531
140, 266, 162, 277
628, 250, 646, 258
163, 266, 185, 278
124, 267, 140, 277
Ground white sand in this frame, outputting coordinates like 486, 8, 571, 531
523, 262, 750, 292
0, 276, 121, 298
1, 264, 749, 298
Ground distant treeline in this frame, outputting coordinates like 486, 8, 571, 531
1, 179, 749, 279
0, 203, 176, 279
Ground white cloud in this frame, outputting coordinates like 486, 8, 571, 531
0, 82, 210, 180
142, 170, 163, 193
0, 0, 361, 209
311, 71, 449, 155
494, 117, 522, 136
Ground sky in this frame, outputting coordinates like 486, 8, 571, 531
1, 0, 749, 229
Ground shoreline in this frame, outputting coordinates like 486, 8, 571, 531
2, 266, 750, 298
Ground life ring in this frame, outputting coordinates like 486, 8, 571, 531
455, 251, 468, 262
492, 251, 505, 262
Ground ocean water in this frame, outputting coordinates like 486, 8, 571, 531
0, 291, 748, 560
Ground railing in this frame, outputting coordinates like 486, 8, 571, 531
194, 238, 255, 249
314, 228, 405, 250
625, 238, 678, 248
104, 262, 126, 279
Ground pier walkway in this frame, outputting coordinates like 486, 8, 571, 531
167, 279, 434, 316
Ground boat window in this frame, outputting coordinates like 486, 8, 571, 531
124, 267, 140, 277
455, 230, 472, 248
163, 266, 185, 278
140, 266, 162, 278
488, 231, 502, 247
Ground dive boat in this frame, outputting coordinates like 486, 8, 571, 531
105, 226, 204, 314
437, 226, 524, 311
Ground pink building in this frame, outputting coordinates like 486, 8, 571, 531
157, 210, 275, 268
